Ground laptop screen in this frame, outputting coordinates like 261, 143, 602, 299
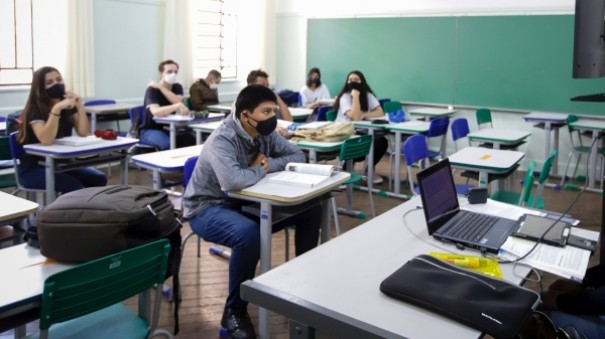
416, 159, 460, 234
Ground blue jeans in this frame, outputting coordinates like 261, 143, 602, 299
549, 311, 605, 338
140, 128, 195, 151
19, 166, 107, 194
189, 202, 321, 309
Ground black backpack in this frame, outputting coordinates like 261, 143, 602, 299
36, 185, 183, 334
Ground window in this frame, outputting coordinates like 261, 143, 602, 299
0, 0, 34, 86
191, 0, 237, 79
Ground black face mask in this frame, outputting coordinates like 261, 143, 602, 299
308, 76, 320, 85
248, 114, 277, 136
347, 82, 363, 92
46, 83, 66, 99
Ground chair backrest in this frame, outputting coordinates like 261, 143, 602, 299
378, 98, 391, 107
8, 132, 24, 162
382, 101, 401, 114
5, 110, 22, 136
403, 134, 429, 166
538, 149, 557, 185
566, 114, 583, 147
427, 116, 450, 137
326, 109, 336, 122
38, 239, 170, 331
339, 135, 372, 162
450, 118, 470, 142
0, 136, 11, 161
315, 106, 331, 121
84, 99, 117, 106
518, 161, 537, 206
128, 105, 146, 138
183, 156, 198, 188
476, 108, 493, 129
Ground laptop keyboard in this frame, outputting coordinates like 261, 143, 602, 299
446, 211, 499, 242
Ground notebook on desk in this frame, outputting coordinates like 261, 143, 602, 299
416, 159, 517, 253
54, 136, 104, 146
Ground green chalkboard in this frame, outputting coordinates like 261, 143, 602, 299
307, 16, 605, 116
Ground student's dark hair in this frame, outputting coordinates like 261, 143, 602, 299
18, 66, 61, 143
235, 84, 277, 118
158, 59, 179, 72
246, 69, 269, 85
208, 69, 222, 79
306, 67, 322, 88
333, 70, 376, 114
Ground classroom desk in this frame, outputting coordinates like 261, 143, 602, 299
383, 121, 431, 198
523, 112, 568, 176
350, 121, 388, 197
289, 107, 313, 121
0, 191, 39, 225
228, 171, 350, 338
294, 139, 346, 164
85, 103, 133, 132
153, 113, 224, 149
23, 137, 138, 203
408, 107, 456, 121
130, 145, 203, 190
467, 128, 531, 149
569, 119, 605, 193
448, 146, 525, 193
241, 196, 533, 339
206, 104, 233, 113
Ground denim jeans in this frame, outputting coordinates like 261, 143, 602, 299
549, 311, 605, 338
189, 202, 321, 309
19, 166, 107, 194
140, 128, 195, 151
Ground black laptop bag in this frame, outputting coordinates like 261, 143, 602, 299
380, 254, 541, 339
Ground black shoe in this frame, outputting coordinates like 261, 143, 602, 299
221, 308, 256, 339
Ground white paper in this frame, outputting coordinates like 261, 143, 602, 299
267, 171, 329, 188
285, 162, 336, 176
54, 136, 103, 146
499, 236, 590, 280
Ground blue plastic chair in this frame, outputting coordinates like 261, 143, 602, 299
84, 99, 116, 106
315, 106, 331, 121
8, 132, 49, 204
180, 156, 202, 257
426, 116, 450, 159
450, 118, 471, 152
128, 105, 158, 152
378, 98, 391, 108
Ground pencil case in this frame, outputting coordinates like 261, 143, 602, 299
380, 254, 541, 338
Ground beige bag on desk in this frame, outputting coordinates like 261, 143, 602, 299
290, 122, 355, 142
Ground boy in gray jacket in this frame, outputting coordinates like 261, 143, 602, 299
183, 84, 321, 339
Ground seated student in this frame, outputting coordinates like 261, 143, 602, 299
542, 264, 605, 338
246, 69, 293, 121
183, 84, 321, 339
189, 69, 221, 111
334, 70, 389, 184
141, 59, 195, 150
300, 67, 331, 109
16, 66, 107, 193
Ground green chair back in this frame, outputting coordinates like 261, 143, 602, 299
538, 150, 557, 184
476, 108, 493, 128
339, 135, 372, 162
326, 109, 336, 122
518, 161, 537, 206
38, 239, 170, 332
184, 97, 192, 110
382, 101, 402, 114
566, 114, 578, 134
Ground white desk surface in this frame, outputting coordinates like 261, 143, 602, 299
384, 120, 430, 133
0, 244, 72, 316
570, 119, 605, 131
231, 171, 350, 204
153, 113, 223, 124
242, 196, 532, 339
131, 145, 203, 171
408, 107, 456, 116
289, 107, 313, 118
189, 120, 225, 133
316, 98, 335, 105
523, 112, 568, 122
85, 103, 133, 114
351, 120, 389, 129
0, 191, 39, 223
23, 137, 138, 157
207, 104, 233, 111
448, 147, 525, 171
468, 128, 531, 144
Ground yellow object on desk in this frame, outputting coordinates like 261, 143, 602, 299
429, 252, 503, 279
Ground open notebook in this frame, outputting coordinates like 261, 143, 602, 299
54, 136, 104, 146
268, 163, 338, 188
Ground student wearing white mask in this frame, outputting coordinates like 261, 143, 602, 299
141, 59, 194, 150
189, 69, 221, 111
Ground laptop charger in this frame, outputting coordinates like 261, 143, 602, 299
468, 187, 488, 204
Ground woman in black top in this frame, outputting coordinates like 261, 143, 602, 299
16, 66, 107, 193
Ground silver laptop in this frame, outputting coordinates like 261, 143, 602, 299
416, 159, 517, 253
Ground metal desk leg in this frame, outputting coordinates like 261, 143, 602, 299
308, 149, 317, 164
587, 131, 599, 191
367, 129, 375, 187
45, 156, 56, 203
394, 131, 402, 196
152, 170, 161, 190
120, 152, 129, 185
195, 130, 202, 145
169, 123, 177, 150
91, 113, 97, 133
258, 202, 273, 339
320, 200, 329, 243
